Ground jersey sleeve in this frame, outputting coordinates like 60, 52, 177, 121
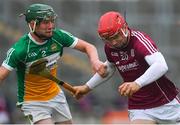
53, 29, 78, 48
2, 47, 20, 70
133, 31, 158, 57
2, 38, 27, 71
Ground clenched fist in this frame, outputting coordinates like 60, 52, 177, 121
118, 81, 141, 97
73, 85, 91, 100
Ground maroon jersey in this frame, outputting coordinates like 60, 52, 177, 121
104, 29, 179, 109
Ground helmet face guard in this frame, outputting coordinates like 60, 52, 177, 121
98, 11, 128, 40
24, 4, 57, 24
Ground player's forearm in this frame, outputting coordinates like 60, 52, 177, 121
0, 67, 5, 83
0, 73, 4, 83
75, 39, 100, 64
0, 65, 10, 84
85, 43, 100, 64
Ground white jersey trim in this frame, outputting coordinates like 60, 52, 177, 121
132, 31, 157, 54
4, 48, 15, 65
28, 33, 48, 45
69, 37, 78, 48
155, 81, 171, 102
2, 62, 14, 71
137, 31, 157, 52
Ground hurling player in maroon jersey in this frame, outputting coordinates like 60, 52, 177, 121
74, 11, 180, 124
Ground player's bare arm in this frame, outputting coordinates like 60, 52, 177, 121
0, 66, 10, 83
74, 39, 107, 77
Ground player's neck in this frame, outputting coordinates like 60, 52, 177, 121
30, 32, 45, 43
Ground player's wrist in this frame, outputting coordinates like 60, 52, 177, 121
133, 81, 141, 90
84, 84, 92, 92
134, 80, 143, 88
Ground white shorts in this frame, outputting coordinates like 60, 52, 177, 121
21, 91, 72, 123
129, 97, 180, 124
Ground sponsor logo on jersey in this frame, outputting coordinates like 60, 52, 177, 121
118, 60, 139, 72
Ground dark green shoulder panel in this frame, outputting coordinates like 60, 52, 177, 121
52, 29, 76, 47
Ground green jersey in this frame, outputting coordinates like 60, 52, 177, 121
2, 29, 78, 105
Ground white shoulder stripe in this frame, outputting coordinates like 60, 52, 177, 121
132, 32, 153, 54
132, 31, 157, 54
4, 48, 15, 64
134, 31, 157, 53
137, 31, 157, 52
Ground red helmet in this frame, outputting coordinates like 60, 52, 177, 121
98, 11, 127, 39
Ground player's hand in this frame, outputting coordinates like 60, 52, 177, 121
118, 81, 141, 97
73, 85, 91, 100
92, 60, 108, 78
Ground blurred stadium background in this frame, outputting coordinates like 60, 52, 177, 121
0, 0, 180, 124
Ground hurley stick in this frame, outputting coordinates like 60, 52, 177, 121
29, 59, 76, 94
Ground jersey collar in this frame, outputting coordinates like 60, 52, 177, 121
28, 33, 48, 45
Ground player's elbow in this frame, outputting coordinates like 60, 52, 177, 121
88, 44, 96, 51
159, 62, 168, 74
163, 64, 168, 73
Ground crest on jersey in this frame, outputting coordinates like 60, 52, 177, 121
131, 49, 135, 57
51, 43, 57, 51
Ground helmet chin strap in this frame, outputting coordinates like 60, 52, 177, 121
28, 21, 49, 40
121, 28, 128, 38
28, 21, 36, 33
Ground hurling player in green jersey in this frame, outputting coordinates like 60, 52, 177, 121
0, 3, 107, 124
